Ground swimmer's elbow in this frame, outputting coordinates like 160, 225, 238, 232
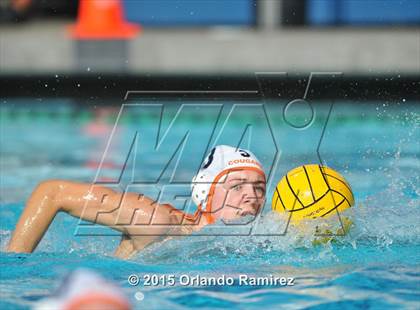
35, 179, 63, 192
33, 179, 65, 211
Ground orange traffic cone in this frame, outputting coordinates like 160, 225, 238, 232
69, 0, 141, 39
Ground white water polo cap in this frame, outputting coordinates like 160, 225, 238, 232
191, 145, 265, 212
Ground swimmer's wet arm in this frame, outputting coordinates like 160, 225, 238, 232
6, 180, 162, 253
7, 180, 65, 252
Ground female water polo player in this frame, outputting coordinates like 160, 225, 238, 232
6, 145, 266, 259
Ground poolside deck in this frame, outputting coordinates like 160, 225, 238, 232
1, 21, 419, 74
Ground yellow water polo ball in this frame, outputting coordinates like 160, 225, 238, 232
272, 164, 354, 222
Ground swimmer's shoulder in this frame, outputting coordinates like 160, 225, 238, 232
157, 204, 198, 233
123, 200, 182, 225
158, 203, 186, 225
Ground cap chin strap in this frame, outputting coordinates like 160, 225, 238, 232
198, 204, 216, 224
181, 204, 216, 225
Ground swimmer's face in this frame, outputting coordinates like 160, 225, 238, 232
210, 170, 266, 221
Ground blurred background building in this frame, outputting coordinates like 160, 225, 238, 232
0, 0, 419, 100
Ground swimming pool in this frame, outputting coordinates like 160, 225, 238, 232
0, 100, 419, 309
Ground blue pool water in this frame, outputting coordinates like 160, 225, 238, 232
0, 100, 419, 309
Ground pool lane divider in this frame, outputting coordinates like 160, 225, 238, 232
0, 108, 400, 125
